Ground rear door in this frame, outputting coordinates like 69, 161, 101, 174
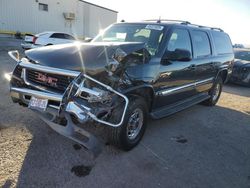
154, 28, 196, 108
190, 30, 215, 92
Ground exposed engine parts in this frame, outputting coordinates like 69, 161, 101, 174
64, 73, 129, 127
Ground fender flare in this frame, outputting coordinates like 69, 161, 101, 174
120, 84, 155, 110
215, 67, 229, 83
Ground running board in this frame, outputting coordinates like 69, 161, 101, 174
150, 93, 210, 119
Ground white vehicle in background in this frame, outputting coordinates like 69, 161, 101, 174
21, 31, 76, 49
21, 34, 34, 49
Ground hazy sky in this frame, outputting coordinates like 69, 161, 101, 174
89, 0, 250, 45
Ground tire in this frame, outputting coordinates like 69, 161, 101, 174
107, 96, 148, 151
202, 77, 223, 106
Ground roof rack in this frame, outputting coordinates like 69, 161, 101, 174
185, 23, 224, 32
144, 19, 190, 25
143, 19, 223, 32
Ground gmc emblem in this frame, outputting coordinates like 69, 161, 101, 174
37, 73, 58, 87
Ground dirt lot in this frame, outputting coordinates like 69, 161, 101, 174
0, 40, 250, 188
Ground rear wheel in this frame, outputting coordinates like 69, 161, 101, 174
108, 97, 148, 150
202, 77, 223, 106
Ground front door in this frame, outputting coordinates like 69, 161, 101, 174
154, 28, 196, 109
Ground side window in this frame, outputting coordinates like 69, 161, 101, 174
64, 34, 75, 40
211, 31, 233, 54
191, 31, 211, 57
50, 33, 66, 39
167, 29, 192, 53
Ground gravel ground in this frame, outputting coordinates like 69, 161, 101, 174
0, 41, 250, 188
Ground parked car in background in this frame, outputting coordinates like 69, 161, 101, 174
230, 49, 250, 87
21, 34, 34, 49
233, 44, 245, 48
21, 32, 76, 49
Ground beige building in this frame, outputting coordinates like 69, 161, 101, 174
0, 0, 118, 38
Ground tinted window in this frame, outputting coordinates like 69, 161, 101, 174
192, 31, 211, 57
235, 50, 250, 61
167, 29, 192, 52
64, 34, 75, 40
212, 31, 233, 54
50, 33, 66, 39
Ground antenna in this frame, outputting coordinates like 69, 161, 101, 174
157, 16, 161, 23
144, 19, 190, 24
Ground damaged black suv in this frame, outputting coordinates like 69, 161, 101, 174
7, 20, 234, 153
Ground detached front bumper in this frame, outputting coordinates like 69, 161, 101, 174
8, 51, 128, 155
10, 86, 102, 154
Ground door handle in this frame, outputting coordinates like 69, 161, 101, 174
188, 64, 196, 70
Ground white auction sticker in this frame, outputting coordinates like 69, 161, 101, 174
145, 25, 164, 31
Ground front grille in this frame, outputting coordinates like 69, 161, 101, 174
13, 65, 22, 78
26, 69, 75, 93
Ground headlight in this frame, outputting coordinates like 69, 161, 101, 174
4, 72, 12, 81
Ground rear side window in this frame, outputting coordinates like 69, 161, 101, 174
64, 34, 75, 40
191, 31, 211, 57
167, 29, 192, 52
50, 33, 66, 39
211, 31, 233, 54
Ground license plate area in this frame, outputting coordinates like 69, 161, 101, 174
28, 96, 48, 111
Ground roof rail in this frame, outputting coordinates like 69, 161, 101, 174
143, 19, 223, 32
185, 23, 224, 32
144, 19, 190, 24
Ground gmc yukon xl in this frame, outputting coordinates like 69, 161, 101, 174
7, 20, 234, 154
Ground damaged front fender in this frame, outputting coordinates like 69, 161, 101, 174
62, 73, 129, 127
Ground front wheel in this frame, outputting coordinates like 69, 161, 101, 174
202, 77, 223, 106
108, 97, 148, 151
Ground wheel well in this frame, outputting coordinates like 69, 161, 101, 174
126, 87, 154, 112
218, 70, 228, 83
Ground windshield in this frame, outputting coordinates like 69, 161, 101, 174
235, 50, 250, 61
93, 24, 165, 56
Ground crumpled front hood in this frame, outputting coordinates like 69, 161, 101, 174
25, 42, 147, 76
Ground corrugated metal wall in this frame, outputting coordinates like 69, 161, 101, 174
0, 0, 117, 38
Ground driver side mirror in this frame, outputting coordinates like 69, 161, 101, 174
162, 49, 192, 63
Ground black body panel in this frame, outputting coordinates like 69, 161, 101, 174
25, 42, 146, 72
15, 22, 234, 115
